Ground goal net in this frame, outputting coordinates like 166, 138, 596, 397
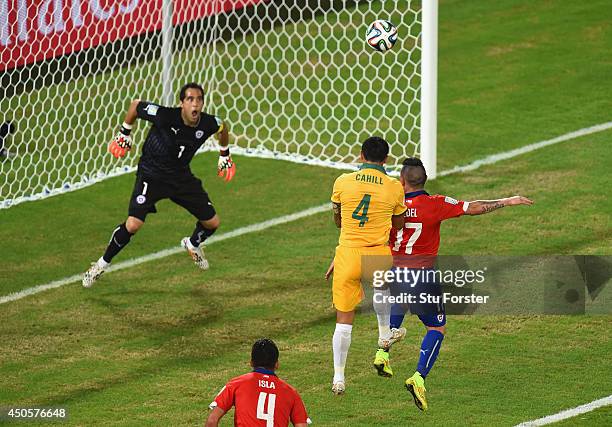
0, 0, 434, 209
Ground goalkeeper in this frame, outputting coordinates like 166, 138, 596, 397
82, 82, 235, 288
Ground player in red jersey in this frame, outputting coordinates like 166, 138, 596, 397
206, 338, 310, 427
375, 157, 532, 411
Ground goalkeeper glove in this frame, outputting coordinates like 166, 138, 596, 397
217, 147, 236, 182
108, 123, 133, 159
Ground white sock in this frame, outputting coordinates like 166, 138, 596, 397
373, 287, 392, 341
332, 323, 352, 383
97, 257, 110, 269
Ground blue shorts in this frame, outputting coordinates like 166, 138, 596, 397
389, 267, 446, 327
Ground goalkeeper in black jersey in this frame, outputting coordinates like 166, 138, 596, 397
82, 82, 235, 288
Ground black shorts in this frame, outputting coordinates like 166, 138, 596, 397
128, 173, 216, 222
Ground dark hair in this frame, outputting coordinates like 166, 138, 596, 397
361, 136, 389, 163
251, 338, 279, 370
179, 82, 204, 101
401, 157, 427, 187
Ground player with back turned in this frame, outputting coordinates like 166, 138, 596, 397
379, 157, 533, 411
82, 82, 236, 288
206, 338, 310, 427
326, 136, 408, 395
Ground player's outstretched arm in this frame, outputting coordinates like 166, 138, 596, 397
204, 407, 225, 427
108, 99, 140, 159
123, 99, 140, 125
465, 195, 533, 215
217, 120, 229, 149
217, 123, 235, 182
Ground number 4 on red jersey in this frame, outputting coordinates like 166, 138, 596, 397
210, 371, 310, 426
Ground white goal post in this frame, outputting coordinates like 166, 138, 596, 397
0, 0, 437, 209
421, 0, 438, 180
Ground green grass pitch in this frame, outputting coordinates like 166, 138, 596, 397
1, 0, 611, 425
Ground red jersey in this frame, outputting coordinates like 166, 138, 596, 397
389, 190, 468, 261
210, 369, 309, 427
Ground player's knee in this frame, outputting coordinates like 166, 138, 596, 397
201, 215, 220, 230
336, 309, 355, 325
428, 325, 445, 335
126, 216, 144, 233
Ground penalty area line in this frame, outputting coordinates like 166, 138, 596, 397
438, 121, 612, 177
0, 203, 330, 305
515, 394, 612, 426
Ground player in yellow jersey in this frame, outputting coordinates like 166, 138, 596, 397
326, 136, 407, 394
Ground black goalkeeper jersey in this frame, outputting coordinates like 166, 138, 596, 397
135, 101, 222, 179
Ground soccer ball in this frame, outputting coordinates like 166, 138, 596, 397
366, 20, 398, 52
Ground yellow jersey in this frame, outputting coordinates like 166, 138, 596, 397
331, 163, 406, 248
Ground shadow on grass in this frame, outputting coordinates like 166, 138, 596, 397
38, 278, 336, 407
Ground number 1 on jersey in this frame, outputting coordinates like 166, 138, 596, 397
352, 194, 371, 227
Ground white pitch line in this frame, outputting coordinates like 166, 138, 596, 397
0, 203, 329, 305
438, 121, 612, 177
3, 121, 612, 304
515, 394, 612, 426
